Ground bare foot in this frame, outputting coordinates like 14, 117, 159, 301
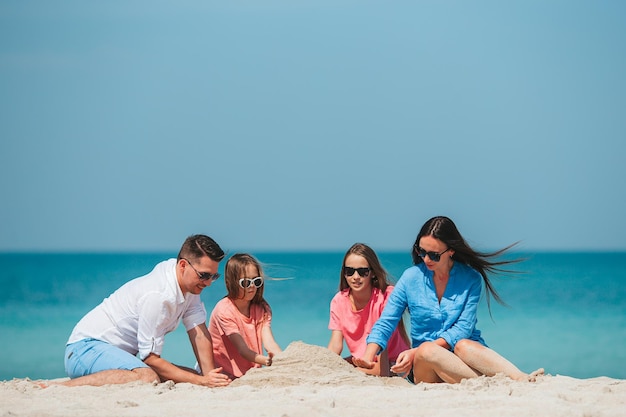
510, 368, 544, 382
527, 368, 545, 382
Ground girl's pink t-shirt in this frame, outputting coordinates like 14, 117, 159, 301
209, 297, 271, 378
328, 286, 409, 361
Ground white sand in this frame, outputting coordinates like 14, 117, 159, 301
2, 341, 625, 417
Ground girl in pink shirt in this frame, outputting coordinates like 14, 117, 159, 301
209, 253, 282, 379
328, 243, 409, 376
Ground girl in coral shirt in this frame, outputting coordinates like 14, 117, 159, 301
209, 253, 282, 379
327, 243, 409, 376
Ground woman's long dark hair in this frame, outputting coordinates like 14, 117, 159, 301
412, 216, 523, 311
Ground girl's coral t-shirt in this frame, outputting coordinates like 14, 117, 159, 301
209, 297, 271, 378
328, 286, 409, 361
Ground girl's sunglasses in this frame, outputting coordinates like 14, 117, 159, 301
343, 266, 371, 277
239, 277, 264, 289
416, 246, 450, 262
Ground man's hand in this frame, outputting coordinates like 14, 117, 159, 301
199, 367, 231, 387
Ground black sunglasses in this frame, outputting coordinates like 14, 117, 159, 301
343, 266, 371, 277
183, 258, 221, 281
415, 246, 450, 262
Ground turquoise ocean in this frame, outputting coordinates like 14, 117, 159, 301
1, 251, 625, 381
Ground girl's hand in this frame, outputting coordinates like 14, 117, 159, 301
390, 349, 415, 376
352, 356, 375, 370
265, 351, 275, 366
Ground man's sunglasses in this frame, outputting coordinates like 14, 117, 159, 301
343, 266, 371, 277
183, 258, 221, 281
239, 277, 264, 289
415, 246, 450, 262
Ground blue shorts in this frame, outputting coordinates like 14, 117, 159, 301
64, 338, 149, 379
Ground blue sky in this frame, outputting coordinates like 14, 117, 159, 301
1, 1, 624, 253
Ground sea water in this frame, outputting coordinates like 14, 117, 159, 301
1, 251, 625, 381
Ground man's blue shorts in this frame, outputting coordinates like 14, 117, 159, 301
64, 338, 149, 378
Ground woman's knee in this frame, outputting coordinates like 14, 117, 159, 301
414, 341, 440, 362
453, 339, 481, 359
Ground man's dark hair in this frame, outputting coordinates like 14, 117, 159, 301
177, 235, 225, 262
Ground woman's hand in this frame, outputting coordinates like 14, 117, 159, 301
390, 348, 415, 376
353, 343, 383, 371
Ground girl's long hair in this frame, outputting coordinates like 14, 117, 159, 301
339, 243, 389, 292
340, 243, 410, 346
224, 253, 269, 311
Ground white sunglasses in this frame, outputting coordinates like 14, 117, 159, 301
239, 277, 264, 289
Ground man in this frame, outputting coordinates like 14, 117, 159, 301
62, 234, 231, 387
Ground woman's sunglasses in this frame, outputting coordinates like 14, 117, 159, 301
239, 277, 264, 289
415, 247, 450, 262
343, 266, 371, 277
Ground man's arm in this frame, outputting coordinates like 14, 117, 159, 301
143, 353, 201, 384
143, 324, 231, 387
143, 353, 230, 387
188, 323, 216, 374
188, 323, 232, 386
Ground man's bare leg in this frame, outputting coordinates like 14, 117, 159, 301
59, 367, 159, 387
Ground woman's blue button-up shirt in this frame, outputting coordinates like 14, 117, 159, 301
366, 262, 486, 351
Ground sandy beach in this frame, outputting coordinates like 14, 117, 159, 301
2, 342, 624, 417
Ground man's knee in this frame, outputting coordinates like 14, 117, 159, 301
133, 367, 160, 383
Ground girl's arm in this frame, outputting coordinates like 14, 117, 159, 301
327, 330, 344, 355
227, 333, 272, 366
261, 325, 282, 358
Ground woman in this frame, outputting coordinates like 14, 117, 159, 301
353, 216, 543, 383
327, 243, 409, 376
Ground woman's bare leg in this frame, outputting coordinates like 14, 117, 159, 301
412, 341, 480, 383
454, 339, 544, 381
